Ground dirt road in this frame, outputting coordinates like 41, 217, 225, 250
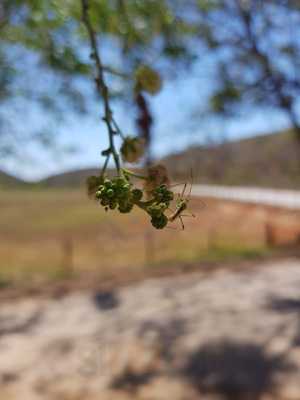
1, 259, 300, 399
192, 184, 300, 209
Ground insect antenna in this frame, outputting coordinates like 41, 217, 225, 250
169, 182, 187, 189
197, 198, 206, 211
187, 169, 194, 200
181, 182, 187, 198
188, 169, 206, 212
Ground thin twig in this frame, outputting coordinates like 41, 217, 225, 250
111, 117, 126, 140
102, 65, 129, 79
101, 153, 111, 177
81, 0, 120, 172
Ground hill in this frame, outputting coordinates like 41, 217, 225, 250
40, 168, 100, 188
163, 129, 300, 189
35, 129, 300, 189
0, 170, 26, 188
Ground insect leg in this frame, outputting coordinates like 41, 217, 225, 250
181, 213, 196, 218
166, 225, 177, 230
179, 216, 185, 230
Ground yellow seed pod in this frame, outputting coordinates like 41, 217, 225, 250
135, 65, 162, 95
120, 137, 146, 163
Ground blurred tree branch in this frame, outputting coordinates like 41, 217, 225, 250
235, 0, 300, 136
81, 0, 120, 172
199, 0, 300, 140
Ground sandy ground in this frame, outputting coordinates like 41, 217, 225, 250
2, 259, 300, 399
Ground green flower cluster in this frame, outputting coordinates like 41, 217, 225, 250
147, 203, 168, 229
152, 184, 174, 204
91, 176, 175, 230
95, 176, 143, 214
146, 184, 174, 229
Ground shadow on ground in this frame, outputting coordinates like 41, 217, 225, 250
266, 295, 300, 347
181, 340, 294, 400
93, 289, 120, 311
0, 311, 42, 337
110, 318, 186, 394
109, 311, 295, 400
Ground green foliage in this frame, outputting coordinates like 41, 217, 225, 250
2, 0, 300, 157
211, 85, 241, 114
0, 0, 197, 102
0, 0, 201, 158
197, 0, 300, 131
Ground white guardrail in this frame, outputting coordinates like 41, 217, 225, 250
191, 185, 300, 210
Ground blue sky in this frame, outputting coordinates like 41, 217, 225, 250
1, 1, 299, 182
2, 59, 291, 182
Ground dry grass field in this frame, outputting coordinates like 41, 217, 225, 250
1, 188, 300, 291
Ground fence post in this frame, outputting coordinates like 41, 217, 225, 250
265, 222, 275, 247
62, 237, 74, 277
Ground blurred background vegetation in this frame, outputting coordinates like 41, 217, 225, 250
1, 0, 300, 288
1, 0, 300, 161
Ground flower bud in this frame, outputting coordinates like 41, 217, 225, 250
106, 189, 114, 198
132, 188, 143, 201
151, 214, 168, 229
121, 137, 145, 163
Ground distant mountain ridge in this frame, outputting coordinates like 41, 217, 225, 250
40, 168, 100, 188
163, 129, 300, 189
0, 170, 26, 188
1, 129, 300, 189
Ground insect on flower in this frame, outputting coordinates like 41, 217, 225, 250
168, 172, 203, 230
